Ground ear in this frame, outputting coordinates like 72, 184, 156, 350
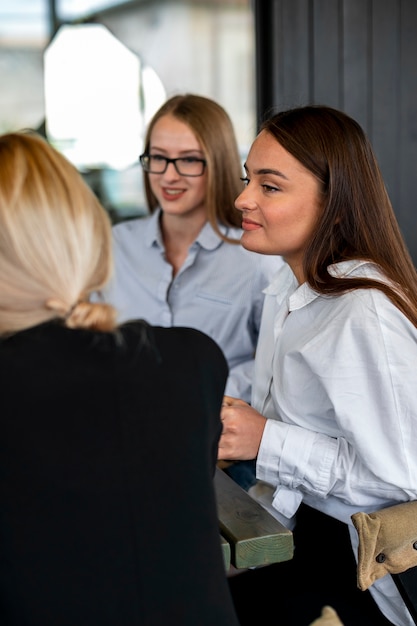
351, 501, 417, 591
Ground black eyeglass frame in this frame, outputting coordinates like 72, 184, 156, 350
139, 153, 207, 177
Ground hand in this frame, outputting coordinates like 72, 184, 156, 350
218, 395, 267, 461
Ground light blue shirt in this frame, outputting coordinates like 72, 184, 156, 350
253, 259, 417, 626
99, 209, 283, 402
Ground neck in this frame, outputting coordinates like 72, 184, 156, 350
160, 212, 207, 276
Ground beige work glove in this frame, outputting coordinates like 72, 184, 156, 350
351, 501, 417, 591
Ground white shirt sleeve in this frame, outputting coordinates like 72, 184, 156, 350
255, 266, 417, 518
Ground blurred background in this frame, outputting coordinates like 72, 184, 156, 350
0, 0, 255, 222
1, 0, 417, 262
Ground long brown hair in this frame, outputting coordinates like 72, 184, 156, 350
142, 94, 243, 243
262, 105, 417, 327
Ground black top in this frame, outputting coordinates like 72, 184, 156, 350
0, 320, 239, 625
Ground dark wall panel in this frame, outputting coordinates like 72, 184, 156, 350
399, 0, 417, 259
254, 0, 417, 264
343, 0, 370, 127
313, 0, 340, 107
281, 0, 310, 105
371, 0, 400, 207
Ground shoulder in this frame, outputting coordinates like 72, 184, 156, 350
151, 324, 228, 363
118, 322, 229, 403
304, 265, 417, 343
328, 259, 386, 281
120, 321, 227, 369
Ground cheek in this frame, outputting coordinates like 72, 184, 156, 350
148, 175, 160, 197
265, 207, 316, 245
264, 209, 292, 233
193, 176, 208, 200
301, 200, 322, 237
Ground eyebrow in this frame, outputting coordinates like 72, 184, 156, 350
150, 146, 204, 156
243, 164, 289, 180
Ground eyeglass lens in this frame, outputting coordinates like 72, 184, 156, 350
140, 154, 205, 176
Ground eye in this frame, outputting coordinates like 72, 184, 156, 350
180, 157, 201, 164
240, 177, 249, 186
150, 154, 166, 162
262, 183, 280, 193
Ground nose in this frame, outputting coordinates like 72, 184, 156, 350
235, 185, 254, 212
163, 161, 181, 179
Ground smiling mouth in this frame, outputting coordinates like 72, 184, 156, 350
164, 189, 184, 196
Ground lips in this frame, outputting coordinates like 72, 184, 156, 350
161, 187, 185, 200
242, 218, 262, 231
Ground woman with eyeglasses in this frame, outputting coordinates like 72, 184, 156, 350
98, 93, 282, 490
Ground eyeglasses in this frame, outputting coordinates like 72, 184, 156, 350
139, 153, 206, 177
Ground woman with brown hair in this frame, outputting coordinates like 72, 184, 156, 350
219, 105, 417, 626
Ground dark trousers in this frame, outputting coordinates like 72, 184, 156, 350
223, 460, 257, 491
228, 503, 394, 626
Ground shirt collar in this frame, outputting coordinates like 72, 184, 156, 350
265, 259, 375, 311
144, 207, 229, 251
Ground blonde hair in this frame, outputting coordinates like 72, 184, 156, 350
0, 131, 117, 335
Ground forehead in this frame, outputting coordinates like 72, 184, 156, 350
246, 130, 312, 178
150, 114, 201, 151
248, 130, 288, 160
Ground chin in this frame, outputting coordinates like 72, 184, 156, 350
240, 232, 266, 254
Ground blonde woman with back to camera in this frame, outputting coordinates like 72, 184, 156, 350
0, 131, 240, 626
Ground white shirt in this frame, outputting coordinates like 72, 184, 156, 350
99, 209, 283, 402
253, 259, 417, 626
